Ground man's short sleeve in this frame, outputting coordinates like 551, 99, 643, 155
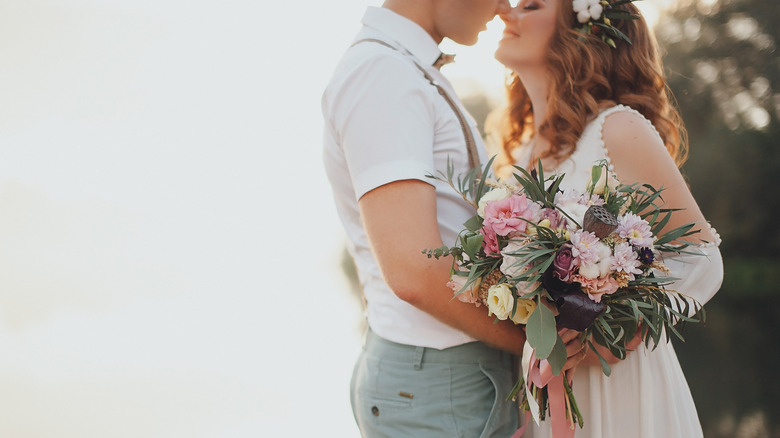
329, 51, 436, 200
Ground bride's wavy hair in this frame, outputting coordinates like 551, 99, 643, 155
497, 0, 687, 170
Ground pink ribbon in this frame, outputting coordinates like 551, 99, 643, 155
511, 352, 575, 438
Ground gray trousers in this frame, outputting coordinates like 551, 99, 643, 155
350, 330, 519, 438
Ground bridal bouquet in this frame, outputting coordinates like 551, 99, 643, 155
424, 158, 705, 434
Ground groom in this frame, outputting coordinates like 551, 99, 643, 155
323, 1, 527, 436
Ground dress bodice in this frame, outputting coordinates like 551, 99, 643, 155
515, 105, 723, 309
514, 105, 653, 192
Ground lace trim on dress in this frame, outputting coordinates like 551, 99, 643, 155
699, 223, 722, 248
595, 105, 722, 248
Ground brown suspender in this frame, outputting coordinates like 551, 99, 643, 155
351, 38, 481, 172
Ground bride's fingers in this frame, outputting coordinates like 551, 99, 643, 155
558, 328, 581, 344
563, 347, 587, 371
626, 329, 643, 351
565, 337, 585, 357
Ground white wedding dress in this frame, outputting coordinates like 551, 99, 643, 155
518, 105, 724, 438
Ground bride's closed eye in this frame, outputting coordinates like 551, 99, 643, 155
522, 1, 540, 10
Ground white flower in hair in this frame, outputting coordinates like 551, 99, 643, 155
573, 0, 604, 24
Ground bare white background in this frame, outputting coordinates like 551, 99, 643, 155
0, 0, 661, 436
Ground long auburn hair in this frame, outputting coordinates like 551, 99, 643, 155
497, 0, 687, 171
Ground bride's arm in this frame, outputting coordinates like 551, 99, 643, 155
602, 112, 723, 305
601, 111, 719, 244
576, 111, 725, 367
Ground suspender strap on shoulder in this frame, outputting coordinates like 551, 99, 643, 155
350, 39, 481, 173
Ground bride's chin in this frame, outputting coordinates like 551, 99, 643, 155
494, 46, 519, 69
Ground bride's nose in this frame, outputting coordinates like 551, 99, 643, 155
499, 7, 519, 24
496, 0, 512, 15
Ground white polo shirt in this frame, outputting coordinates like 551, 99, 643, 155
321, 7, 487, 349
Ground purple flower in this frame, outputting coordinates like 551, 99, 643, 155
638, 247, 654, 264
552, 243, 580, 282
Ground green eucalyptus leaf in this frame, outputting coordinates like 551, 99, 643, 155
526, 300, 557, 359
588, 339, 611, 377
548, 335, 568, 376
462, 233, 484, 260
464, 215, 484, 232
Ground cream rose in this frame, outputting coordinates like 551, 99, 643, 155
477, 186, 514, 218
487, 283, 514, 320
510, 298, 537, 325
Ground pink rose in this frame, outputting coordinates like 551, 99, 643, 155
482, 195, 542, 237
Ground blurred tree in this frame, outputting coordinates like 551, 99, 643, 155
660, 3, 780, 436
659, 0, 780, 257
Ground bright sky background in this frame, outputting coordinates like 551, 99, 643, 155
0, 1, 661, 436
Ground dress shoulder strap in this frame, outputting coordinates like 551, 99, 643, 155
594, 104, 664, 143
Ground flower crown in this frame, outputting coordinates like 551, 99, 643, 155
572, 0, 639, 48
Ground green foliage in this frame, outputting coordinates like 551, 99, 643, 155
526, 300, 558, 359
426, 156, 496, 208
661, 0, 780, 257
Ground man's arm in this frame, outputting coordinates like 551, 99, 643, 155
359, 179, 527, 354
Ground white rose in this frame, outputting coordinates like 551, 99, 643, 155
477, 187, 514, 218
510, 298, 537, 325
557, 200, 589, 228
487, 283, 514, 320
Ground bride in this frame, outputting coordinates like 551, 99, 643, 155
492, 0, 724, 437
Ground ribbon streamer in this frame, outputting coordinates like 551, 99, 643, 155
512, 352, 575, 438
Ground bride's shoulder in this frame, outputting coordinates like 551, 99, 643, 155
600, 105, 665, 154
599, 106, 674, 180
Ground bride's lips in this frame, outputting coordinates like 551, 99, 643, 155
501, 29, 521, 41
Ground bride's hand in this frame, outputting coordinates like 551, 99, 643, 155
560, 329, 587, 372
579, 328, 643, 367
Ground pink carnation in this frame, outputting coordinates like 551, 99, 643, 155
572, 274, 619, 303
481, 226, 500, 255
482, 194, 541, 237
